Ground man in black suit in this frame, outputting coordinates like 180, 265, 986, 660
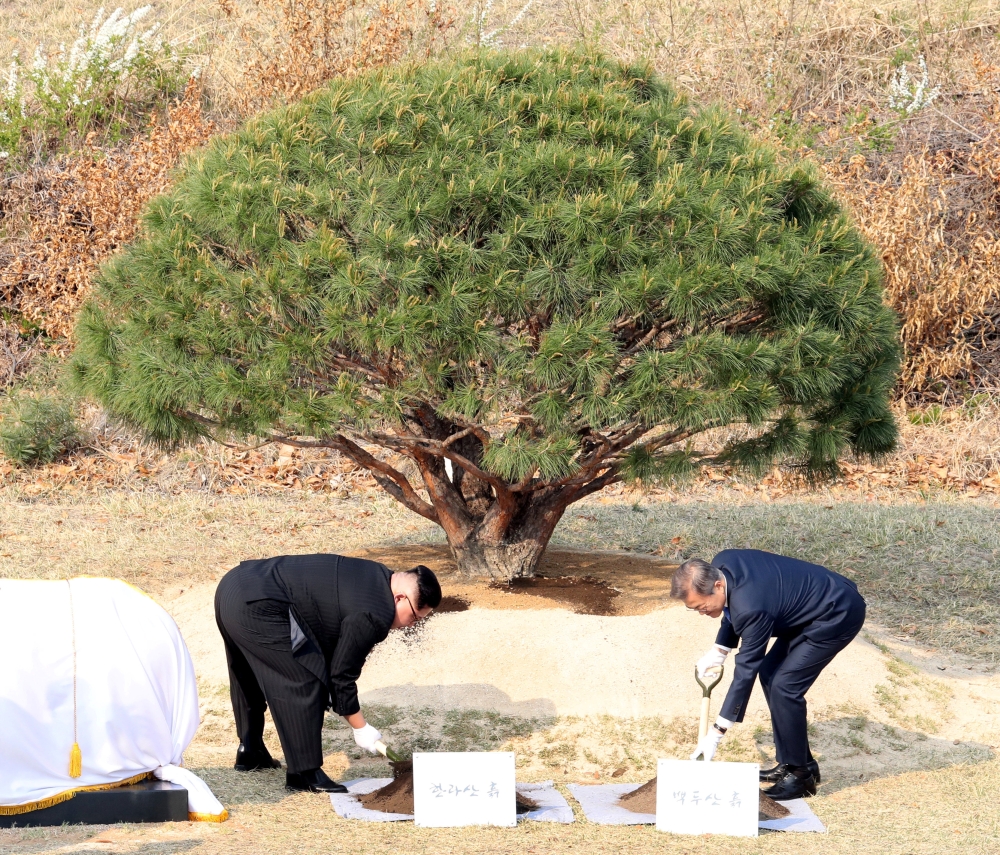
215, 553, 442, 793
671, 549, 866, 800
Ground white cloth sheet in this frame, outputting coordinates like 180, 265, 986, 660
567, 783, 825, 832
330, 778, 413, 822
567, 783, 656, 825
758, 797, 826, 832
515, 781, 575, 823
0, 578, 225, 821
331, 779, 574, 823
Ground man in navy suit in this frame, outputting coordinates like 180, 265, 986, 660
671, 549, 866, 800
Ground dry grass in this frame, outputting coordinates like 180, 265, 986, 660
3, 484, 1000, 658
4, 0, 999, 130
216, 0, 458, 117
0, 81, 215, 339
2, 486, 1000, 851
823, 66, 1000, 398
1, 758, 999, 853
556, 492, 1000, 661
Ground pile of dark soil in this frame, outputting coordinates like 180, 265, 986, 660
358, 761, 414, 814
358, 761, 538, 815
758, 791, 791, 819
617, 776, 657, 813
617, 778, 791, 821
490, 575, 620, 615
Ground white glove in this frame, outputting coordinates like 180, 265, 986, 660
352, 723, 383, 753
690, 726, 725, 762
696, 645, 731, 679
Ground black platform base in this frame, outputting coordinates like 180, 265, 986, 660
0, 781, 188, 828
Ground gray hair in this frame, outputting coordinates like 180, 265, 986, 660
670, 558, 723, 598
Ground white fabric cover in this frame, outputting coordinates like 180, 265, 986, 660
0, 578, 223, 820
153, 766, 226, 820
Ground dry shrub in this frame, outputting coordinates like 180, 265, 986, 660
540, 0, 1000, 122
0, 80, 215, 340
0, 320, 41, 390
823, 62, 1000, 400
218, 0, 458, 116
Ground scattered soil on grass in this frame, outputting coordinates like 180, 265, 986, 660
359, 544, 674, 616
489, 575, 620, 616
616, 777, 790, 821
357, 761, 538, 815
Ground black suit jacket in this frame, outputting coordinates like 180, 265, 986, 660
712, 549, 865, 722
233, 553, 395, 716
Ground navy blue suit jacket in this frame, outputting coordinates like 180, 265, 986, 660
713, 549, 865, 722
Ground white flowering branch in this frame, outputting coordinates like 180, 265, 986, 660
888, 55, 941, 116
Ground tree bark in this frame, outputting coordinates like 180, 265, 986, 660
449, 537, 550, 580
442, 488, 577, 580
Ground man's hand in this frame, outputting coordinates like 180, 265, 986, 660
696, 645, 730, 679
352, 723, 383, 753
690, 727, 725, 762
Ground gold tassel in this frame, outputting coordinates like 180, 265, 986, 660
67, 580, 82, 779
69, 742, 82, 778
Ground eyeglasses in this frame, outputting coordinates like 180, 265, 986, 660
402, 594, 432, 624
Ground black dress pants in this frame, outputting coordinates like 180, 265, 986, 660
214, 571, 328, 774
757, 602, 866, 767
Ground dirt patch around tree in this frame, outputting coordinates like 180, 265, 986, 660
358, 760, 538, 815
617, 777, 790, 820
357, 544, 676, 616
436, 595, 470, 613
489, 575, 620, 615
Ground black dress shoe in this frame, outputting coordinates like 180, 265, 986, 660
760, 759, 820, 784
763, 770, 818, 801
234, 742, 282, 771
285, 768, 348, 793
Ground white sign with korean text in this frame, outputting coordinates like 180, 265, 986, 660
412, 752, 517, 828
655, 759, 759, 837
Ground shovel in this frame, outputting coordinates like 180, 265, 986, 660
374, 740, 404, 764
695, 664, 725, 745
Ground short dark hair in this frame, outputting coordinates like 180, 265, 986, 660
670, 558, 723, 599
407, 564, 442, 610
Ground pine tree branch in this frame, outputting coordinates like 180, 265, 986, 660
369, 431, 513, 499
567, 465, 622, 500
269, 431, 439, 523
442, 427, 476, 448
445, 416, 492, 446
326, 355, 389, 383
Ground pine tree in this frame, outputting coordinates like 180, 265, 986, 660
71, 50, 900, 579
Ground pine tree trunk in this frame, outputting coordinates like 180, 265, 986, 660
449, 537, 549, 580
441, 489, 572, 580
